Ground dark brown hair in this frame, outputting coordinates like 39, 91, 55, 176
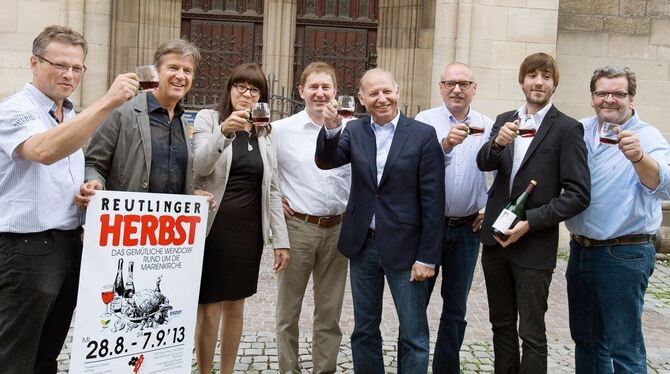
216, 63, 270, 137
518, 53, 559, 87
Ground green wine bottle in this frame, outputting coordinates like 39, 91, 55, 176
491, 180, 537, 241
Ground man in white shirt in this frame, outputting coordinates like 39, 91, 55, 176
415, 62, 493, 374
273, 62, 351, 373
0, 25, 137, 374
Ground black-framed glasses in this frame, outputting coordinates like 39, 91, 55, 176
233, 83, 261, 97
440, 80, 474, 89
35, 55, 87, 75
593, 91, 629, 99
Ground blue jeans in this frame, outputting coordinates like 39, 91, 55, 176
566, 239, 655, 374
349, 235, 430, 374
432, 222, 480, 373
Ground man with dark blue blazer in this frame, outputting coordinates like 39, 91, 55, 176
315, 68, 445, 373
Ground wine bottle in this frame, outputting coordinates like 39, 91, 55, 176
491, 180, 537, 241
113, 258, 125, 297
124, 261, 135, 298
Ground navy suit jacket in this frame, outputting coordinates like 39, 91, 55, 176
315, 113, 445, 271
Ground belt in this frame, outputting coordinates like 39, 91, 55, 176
446, 213, 478, 226
571, 234, 654, 247
292, 212, 342, 228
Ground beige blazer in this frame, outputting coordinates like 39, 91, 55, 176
192, 109, 289, 249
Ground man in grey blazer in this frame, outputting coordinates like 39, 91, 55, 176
75, 39, 213, 206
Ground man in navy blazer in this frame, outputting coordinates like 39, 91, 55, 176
315, 68, 445, 373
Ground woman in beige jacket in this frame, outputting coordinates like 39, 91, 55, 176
192, 63, 290, 374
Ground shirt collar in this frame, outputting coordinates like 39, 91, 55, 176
299, 109, 322, 129
443, 104, 471, 124
146, 92, 184, 117
24, 82, 74, 114
370, 110, 400, 129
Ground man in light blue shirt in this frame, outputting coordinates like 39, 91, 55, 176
415, 62, 493, 374
565, 65, 670, 374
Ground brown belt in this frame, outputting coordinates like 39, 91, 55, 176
447, 213, 478, 226
292, 212, 342, 228
571, 234, 654, 247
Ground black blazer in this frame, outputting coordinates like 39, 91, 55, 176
315, 113, 446, 271
477, 106, 590, 270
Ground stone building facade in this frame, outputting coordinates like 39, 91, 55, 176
1, 0, 668, 135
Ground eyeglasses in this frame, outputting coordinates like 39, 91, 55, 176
440, 80, 474, 89
593, 91, 629, 99
35, 55, 87, 75
233, 83, 261, 97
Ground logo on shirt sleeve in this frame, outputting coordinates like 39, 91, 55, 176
10, 113, 37, 128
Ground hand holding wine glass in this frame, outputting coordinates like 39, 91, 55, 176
518, 114, 537, 138
599, 122, 620, 145
495, 120, 519, 146
136, 65, 159, 91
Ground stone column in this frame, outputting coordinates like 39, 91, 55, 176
377, 0, 435, 116
262, 0, 297, 97
108, 0, 182, 82
80, 0, 112, 108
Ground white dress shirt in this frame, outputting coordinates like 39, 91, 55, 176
0, 83, 84, 233
509, 102, 552, 193
415, 105, 493, 217
273, 110, 351, 216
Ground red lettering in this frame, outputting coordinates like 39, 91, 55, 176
99, 214, 123, 246
158, 216, 176, 246
140, 215, 159, 246
122, 214, 140, 246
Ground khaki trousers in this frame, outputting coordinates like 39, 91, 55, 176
276, 215, 348, 374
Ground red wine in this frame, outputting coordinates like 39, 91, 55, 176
253, 116, 270, 126
600, 137, 619, 145
140, 81, 159, 90
101, 291, 114, 305
468, 126, 485, 135
338, 109, 354, 118
519, 128, 536, 138
492, 180, 537, 241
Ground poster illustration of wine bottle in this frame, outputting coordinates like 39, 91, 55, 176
70, 190, 208, 374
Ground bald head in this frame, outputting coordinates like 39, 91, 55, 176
357, 68, 400, 125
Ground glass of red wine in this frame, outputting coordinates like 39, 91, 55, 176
101, 284, 114, 314
252, 103, 270, 129
463, 118, 484, 136
518, 114, 537, 138
599, 122, 620, 145
337, 95, 356, 119
136, 65, 159, 91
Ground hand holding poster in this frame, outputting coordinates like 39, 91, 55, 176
70, 190, 208, 374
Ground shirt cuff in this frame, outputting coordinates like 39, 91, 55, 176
324, 125, 343, 139
415, 260, 435, 268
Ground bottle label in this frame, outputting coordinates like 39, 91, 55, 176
492, 209, 517, 233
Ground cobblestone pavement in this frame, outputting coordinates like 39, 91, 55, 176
59, 253, 670, 373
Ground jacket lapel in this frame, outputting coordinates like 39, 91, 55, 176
134, 93, 152, 172
518, 105, 556, 170
361, 117, 378, 186
378, 113, 410, 188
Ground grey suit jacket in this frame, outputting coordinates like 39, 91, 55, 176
191, 109, 290, 249
85, 93, 194, 194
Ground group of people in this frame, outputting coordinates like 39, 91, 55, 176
0, 24, 667, 374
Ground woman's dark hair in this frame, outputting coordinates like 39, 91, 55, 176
216, 63, 270, 137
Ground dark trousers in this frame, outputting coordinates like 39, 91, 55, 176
0, 229, 82, 374
481, 245, 553, 374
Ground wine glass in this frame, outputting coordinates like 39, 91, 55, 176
101, 284, 114, 314
337, 95, 356, 119
599, 122, 620, 145
464, 118, 484, 136
252, 103, 270, 129
518, 114, 536, 138
136, 65, 159, 91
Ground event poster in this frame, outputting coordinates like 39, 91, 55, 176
70, 190, 208, 374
